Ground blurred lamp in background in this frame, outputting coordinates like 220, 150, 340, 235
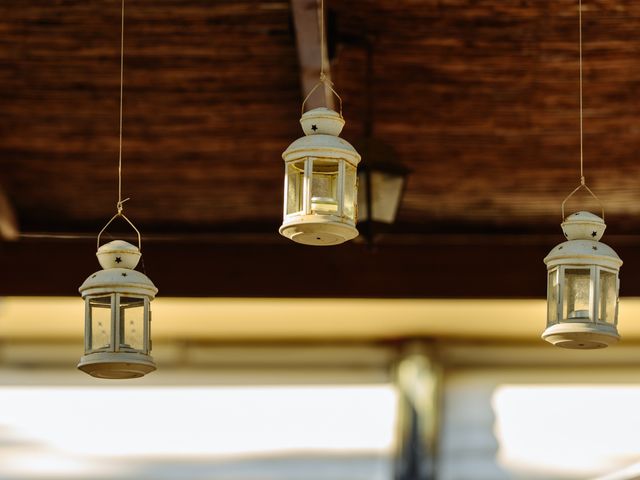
78, 240, 157, 378
543, 211, 622, 349
356, 138, 408, 244
280, 107, 361, 246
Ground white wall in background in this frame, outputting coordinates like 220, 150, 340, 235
439, 368, 640, 480
0, 370, 397, 480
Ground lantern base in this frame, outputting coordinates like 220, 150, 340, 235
542, 322, 620, 349
78, 351, 156, 379
279, 217, 358, 246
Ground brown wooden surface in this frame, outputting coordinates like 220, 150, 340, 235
2, 234, 640, 298
0, 0, 300, 230
1, 1, 640, 296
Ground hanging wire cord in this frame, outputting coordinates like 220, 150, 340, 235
579, 0, 584, 185
300, 0, 343, 115
96, 0, 141, 250
561, 0, 604, 220
117, 0, 128, 214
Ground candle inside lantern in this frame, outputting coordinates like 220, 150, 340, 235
311, 196, 338, 213
310, 162, 339, 214
564, 268, 591, 320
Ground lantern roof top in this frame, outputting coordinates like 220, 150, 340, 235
283, 107, 360, 165
544, 239, 622, 269
80, 268, 158, 298
283, 134, 361, 165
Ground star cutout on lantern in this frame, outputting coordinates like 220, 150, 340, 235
591, 231, 597, 237
121, 272, 128, 277
115, 257, 122, 263
311, 124, 318, 131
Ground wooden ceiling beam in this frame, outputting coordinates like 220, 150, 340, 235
5, 233, 640, 298
290, 0, 335, 111
0, 235, 584, 298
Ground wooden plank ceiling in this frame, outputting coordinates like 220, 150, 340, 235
1, 0, 640, 297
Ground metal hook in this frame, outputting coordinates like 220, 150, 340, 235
96, 211, 142, 252
301, 75, 344, 117
561, 180, 605, 221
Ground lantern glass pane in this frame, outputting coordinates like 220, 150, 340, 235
310, 159, 339, 214
599, 270, 618, 325
343, 163, 357, 222
286, 161, 305, 215
563, 268, 592, 322
547, 269, 559, 326
90, 296, 112, 351
119, 296, 145, 352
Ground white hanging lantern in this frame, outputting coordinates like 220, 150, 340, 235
543, 211, 622, 349
280, 107, 361, 246
78, 239, 157, 379
78, 0, 158, 377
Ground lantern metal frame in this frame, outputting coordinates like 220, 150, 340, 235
542, 211, 622, 349
78, 240, 158, 379
280, 107, 361, 246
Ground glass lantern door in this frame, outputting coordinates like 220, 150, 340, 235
285, 160, 305, 217
598, 268, 619, 325
547, 268, 560, 326
343, 162, 357, 222
118, 295, 148, 353
87, 295, 113, 353
310, 158, 340, 216
563, 267, 593, 322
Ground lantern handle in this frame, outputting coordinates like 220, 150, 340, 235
561, 178, 605, 221
97, 207, 142, 252
301, 73, 343, 117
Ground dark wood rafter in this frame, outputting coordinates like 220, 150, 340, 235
290, 0, 335, 111
2, 234, 640, 298
1, 1, 640, 296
